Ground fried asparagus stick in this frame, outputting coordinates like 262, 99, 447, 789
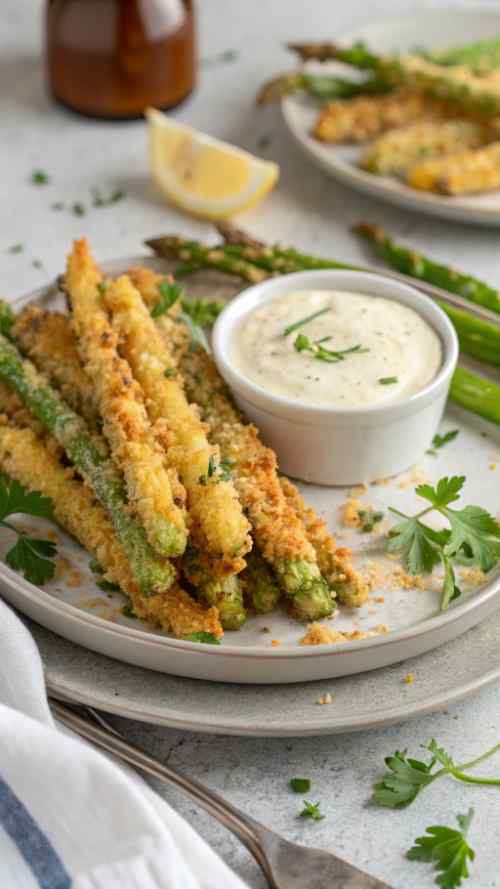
256, 71, 388, 105
279, 477, 367, 607
408, 141, 500, 194
425, 38, 500, 74
12, 305, 100, 429
65, 239, 187, 559
360, 119, 486, 176
242, 552, 281, 614
104, 273, 251, 629
314, 90, 446, 143
0, 416, 222, 639
354, 222, 500, 315
0, 333, 175, 594
131, 268, 336, 621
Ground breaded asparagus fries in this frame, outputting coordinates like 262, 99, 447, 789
0, 239, 365, 640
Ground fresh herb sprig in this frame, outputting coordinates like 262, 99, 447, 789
294, 334, 368, 364
427, 429, 460, 456
198, 456, 234, 486
0, 475, 57, 584
151, 279, 222, 352
151, 280, 184, 318
299, 800, 325, 822
387, 476, 500, 610
373, 738, 500, 809
283, 307, 330, 336
407, 809, 475, 889
358, 508, 384, 533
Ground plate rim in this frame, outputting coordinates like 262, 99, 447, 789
2, 256, 500, 670
281, 6, 500, 226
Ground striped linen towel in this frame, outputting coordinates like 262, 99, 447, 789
0, 599, 248, 889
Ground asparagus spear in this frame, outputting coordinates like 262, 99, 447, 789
0, 333, 175, 595
440, 302, 500, 367
449, 367, 500, 425
145, 236, 270, 283
256, 70, 388, 105
288, 41, 380, 69
242, 552, 281, 614
354, 223, 500, 315
182, 550, 247, 630
425, 38, 500, 74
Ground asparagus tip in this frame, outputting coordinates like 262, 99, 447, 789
352, 221, 385, 243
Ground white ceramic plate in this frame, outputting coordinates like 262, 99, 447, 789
1, 256, 499, 684
282, 8, 500, 226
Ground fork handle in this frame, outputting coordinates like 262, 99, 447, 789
51, 699, 277, 883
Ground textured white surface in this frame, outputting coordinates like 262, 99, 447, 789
2, 1, 500, 887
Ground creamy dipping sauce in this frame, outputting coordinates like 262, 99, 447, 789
233, 290, 442, 407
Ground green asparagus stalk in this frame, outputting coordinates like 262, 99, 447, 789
289, 41, 500, 117
145, 236, 270, 284
425, 38, 500, 74
439, 303, 500, 367
0, 333, 175, 594
354, 222, 500, 315
449, 367, 500, 425
256, 70, 389, 105
243, 552, 281, 614
182, 550, 247, 630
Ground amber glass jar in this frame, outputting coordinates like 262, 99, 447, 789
46, 0, 196, 119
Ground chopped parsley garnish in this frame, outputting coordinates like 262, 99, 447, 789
283, 307, 330, 337
122, 602, 137, 618
427, 429, 460, 456
387, 475, 500, 610
72, 202, 86, 217
183, 632, 221, 644
0, 474, 57, 585
31, 169, 50, 186
32, 259, 43, 270
299, 800, 325, 822
358, 508, 384, 533
407, 809, 475, 889
290, 778, 311, 793
96, 578, 121, 592
379, 376, 398, 385
373, 738, 500, 809
97, 281, 108, 295
89, 558, 104, 574
151, 279, 183, 318
7, 243, 24, 255
91, 187, 125, 207
164, 368, 177, 378
294, 334, 368, 364
199, 456, 233, 486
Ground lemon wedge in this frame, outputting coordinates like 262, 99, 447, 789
146, 108, 279, 219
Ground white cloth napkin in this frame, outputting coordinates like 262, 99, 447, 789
0, 599, 249, 889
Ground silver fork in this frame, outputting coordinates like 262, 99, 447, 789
50, 697, 393, 889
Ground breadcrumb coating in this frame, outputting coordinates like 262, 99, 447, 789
408, 140, 500, 194
0, 418, 222, 639
65, 240, 187, 559
279, 477, 368, 607
314, 90, 445, 143
104, 273, 250, 568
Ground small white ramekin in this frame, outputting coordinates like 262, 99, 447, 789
212, 269, 459, 485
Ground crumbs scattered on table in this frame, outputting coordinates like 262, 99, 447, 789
260, 626, 271, 633
347, 483, 368, 497
398, 465, 430, 490
271, 639, 281, 647
489, 463, 497, 471
54, 556, 71, 580
458, 566, 486, 589
45, 529, 59, 542
316, 692, 333, 705
66, 569, 83, 589
372, 476, 391, 486
374, 595, 385, 604
403, 672, 415, 685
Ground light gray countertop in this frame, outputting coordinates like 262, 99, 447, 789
2, 1, 500, 886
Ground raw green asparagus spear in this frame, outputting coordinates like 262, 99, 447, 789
287, 41, 380, 69
257, 71, 389, 105
354, 222, 500, 315
449, 367, 500, 426
243, 552, 281, 614
425, 38, 500, 74
0, 334, 175, 594
145, 236, 270, 284
440, 303, 500, 367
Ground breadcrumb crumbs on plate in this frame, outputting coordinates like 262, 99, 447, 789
45, 529, 59, 542
489, 463, 497, 471
67, 569, 83, 589
54, 556, 71, 580
348, 483, 367, 497
375, 595, 385, 604
372, 477, 391, 486
340, 498, 363, 528
271, 639, 281, 647
300, 623, 348, 646
316, 692, 333, 705
404, 672, 415, 684
458, 566, 486, 589
398, 465, 430, 490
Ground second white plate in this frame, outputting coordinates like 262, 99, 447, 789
282, 8, 500, 226
0, 256, 499, 684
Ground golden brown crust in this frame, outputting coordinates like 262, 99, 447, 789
314, 90, 444, 143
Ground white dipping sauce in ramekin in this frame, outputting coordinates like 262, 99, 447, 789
233, 289, 442, 408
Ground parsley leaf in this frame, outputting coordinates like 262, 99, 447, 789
6, 536, 56, 585
31, 169, 50, 186
183, 632, 221, 644
299, 800, 325, 822
427, 429, 459, 456
294, 334, 368, 364
407, 809, 475, 889
358, 508, 384, 533
91, 187, 124, 207
0, 475, 57, 585
379, 376, 398, 385
387, 476, 499, 610
290, 778, 311, 793
151, 279, 183, 318
178, 310, 210, 352
7, 243, 24, 255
